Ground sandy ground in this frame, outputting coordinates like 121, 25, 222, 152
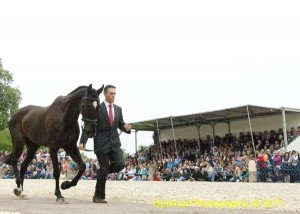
0, 179, 299, 214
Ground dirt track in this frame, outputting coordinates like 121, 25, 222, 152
0, 179, 299, 214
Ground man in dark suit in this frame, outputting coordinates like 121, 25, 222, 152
79, 84, 131, 203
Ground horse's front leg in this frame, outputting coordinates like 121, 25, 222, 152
61, 163, 86, 190
50, 151, 65, 203
61, 148, 86, 190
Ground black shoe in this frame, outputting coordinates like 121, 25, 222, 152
93, 196, 107, 203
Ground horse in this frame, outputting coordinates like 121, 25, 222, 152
4, 84, 104, 202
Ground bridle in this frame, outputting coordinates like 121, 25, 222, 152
80, 96, 100, 127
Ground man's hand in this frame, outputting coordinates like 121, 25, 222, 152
124, 124, 132, 132
79, 143, 86, 151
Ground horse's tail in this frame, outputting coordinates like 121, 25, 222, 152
5, 108, 25, 166
4, 153, 13, 165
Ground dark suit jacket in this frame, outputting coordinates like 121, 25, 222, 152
93, 102, 131, 153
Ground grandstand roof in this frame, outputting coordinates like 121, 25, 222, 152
131, 105, 300, 131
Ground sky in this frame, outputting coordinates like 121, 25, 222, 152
1, 0, 300, 157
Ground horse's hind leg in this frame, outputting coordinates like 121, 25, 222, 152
9, 114, 26, 196
9, 135, 24, 196
18, 142, 39, 194
61, 146, 86, 190
11, 149, 23, 196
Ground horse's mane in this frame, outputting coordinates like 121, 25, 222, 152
67, 86, 88, 96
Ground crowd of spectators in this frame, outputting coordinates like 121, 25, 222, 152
0, 126, 299, 183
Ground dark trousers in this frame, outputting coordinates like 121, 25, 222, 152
95, 148, 125, 199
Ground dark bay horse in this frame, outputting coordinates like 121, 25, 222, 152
5, 84, 104, 202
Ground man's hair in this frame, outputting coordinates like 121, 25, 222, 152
104, 85, 116, 93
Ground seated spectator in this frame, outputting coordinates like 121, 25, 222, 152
138, 164, 147, 178
183, 150, 194, 162
198, 166, 208, 181
81, 168, 93, 180
205, 162, 215, 181
238, 165, 249, 182
2, 166, 14, 179
213, 162, 224, 181
189, 166, 201, 181
141, 175, 148, 181
24, 166, 34, 179
107, 173, 117, 180
170, 167, 181, 181
166, 158, 174, 171
154, 170, 162, 181
290, 127, 296, 139
161, 168, 172, 181
229, 165, 241, 182
177, 168, 191, 182
138, 153, 146, 164
191, 146, 198, 156
126, 165, 136, 180
223, 162, 234, 181
38, 167, 47, 179
69, 158, 78, 175
117, 167, 126, 180
32, 166, 39, 179
132, 173, 141, 181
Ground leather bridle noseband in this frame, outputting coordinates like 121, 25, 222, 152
80, 96, 100, 127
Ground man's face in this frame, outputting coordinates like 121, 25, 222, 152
105, 88, 116, 104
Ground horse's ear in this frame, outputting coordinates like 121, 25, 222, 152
97, 84, 104, 95
87, 84, 93, 94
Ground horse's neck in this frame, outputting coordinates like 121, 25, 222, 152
64, 88, 86, 123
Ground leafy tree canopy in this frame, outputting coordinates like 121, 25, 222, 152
0, 58, 22, 131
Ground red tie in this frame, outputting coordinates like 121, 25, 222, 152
109, 104, 113, 127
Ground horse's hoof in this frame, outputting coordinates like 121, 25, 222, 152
56, 197, 66, 204
61, 181, 70, 190
14, 188, 21, 196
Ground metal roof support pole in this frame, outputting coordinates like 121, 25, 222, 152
281, 107, 288, 152
156, 118, 163, 159
170, 116, 177, 151
211, 122, 216, 144
196, 123, 201, 156
227, 121, 231, 133
135, 130, 138, 155
246, 106, 256, 158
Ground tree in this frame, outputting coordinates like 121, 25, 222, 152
0, 58, 22, 131
0, 128, 12, 151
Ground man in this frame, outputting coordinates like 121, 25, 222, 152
79, 85, 131, 203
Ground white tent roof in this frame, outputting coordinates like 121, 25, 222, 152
131, 105, 300, 131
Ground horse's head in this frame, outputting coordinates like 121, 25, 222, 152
80, 84, 104, 138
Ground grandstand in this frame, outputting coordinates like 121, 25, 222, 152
131, 105, 300, 152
